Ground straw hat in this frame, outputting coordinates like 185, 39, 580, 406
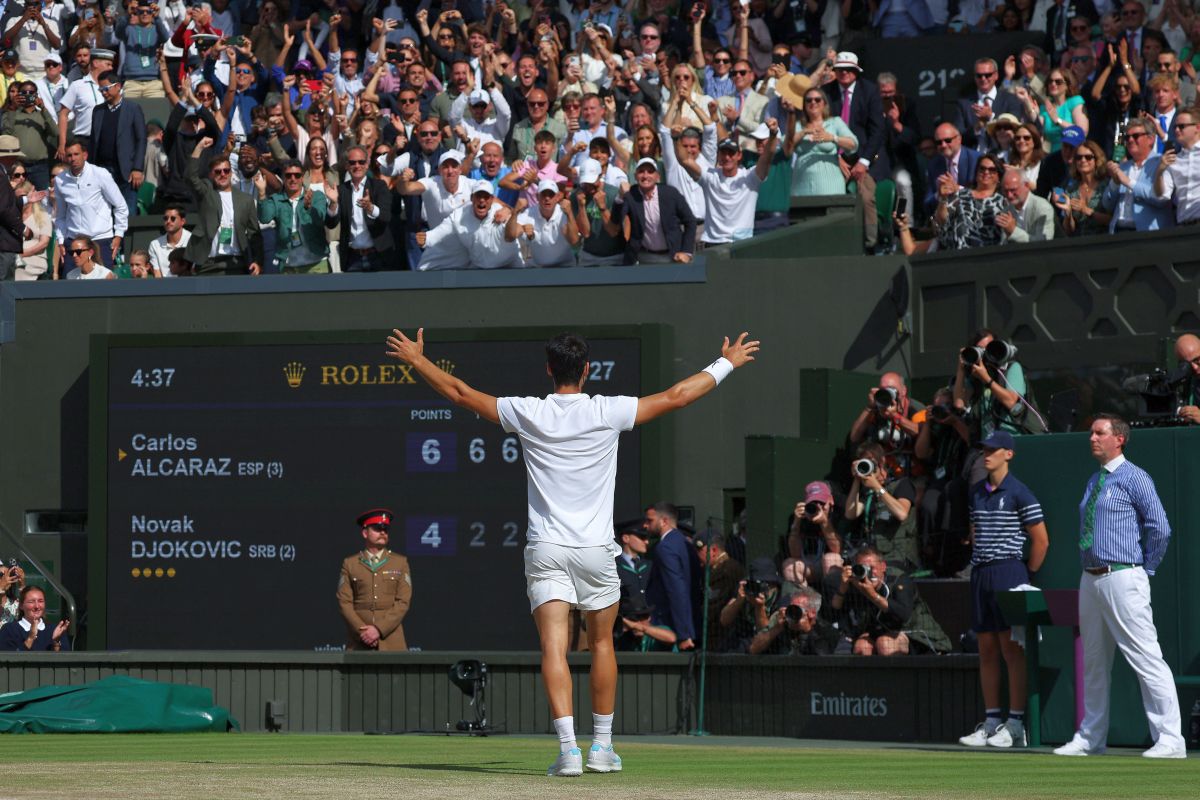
774, 72, 815, 110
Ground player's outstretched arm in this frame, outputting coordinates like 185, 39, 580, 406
635, 333, 759, 425
386, 328, 501, 424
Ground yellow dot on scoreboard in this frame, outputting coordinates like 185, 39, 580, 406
131, 568, 140, 578
167, 568, 176, 578
154, 567, 164, 578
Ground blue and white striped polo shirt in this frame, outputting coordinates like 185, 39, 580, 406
969, 473, 1044, 565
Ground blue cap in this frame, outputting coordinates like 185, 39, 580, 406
1061, 126, 1086, 147
979, 430, 1016, 451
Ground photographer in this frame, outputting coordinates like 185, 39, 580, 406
953, 329, 1044, 484
0, 80, 56, 189
719, 557, 785, 653
0, 561, 25, 627
693, 530, 744, 653
750, 586, 838, 656
915, 386, 973, 576
784, 480, 845, 584
0, 586, 70, 651
844, 442, 920, 573
848, 372, 923, 476
824, 547, 912, 656
1173, 333, 1200, 424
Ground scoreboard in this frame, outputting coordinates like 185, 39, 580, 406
92, 333, 644, 650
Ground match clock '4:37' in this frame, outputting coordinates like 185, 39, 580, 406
129, 368, 176, 388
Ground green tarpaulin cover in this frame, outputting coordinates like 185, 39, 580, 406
0, 675, 238, 733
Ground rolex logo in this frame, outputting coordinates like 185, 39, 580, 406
435, 358, 456, 375
283, 361, 306, 388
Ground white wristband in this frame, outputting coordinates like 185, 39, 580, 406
702, 356, 734, 385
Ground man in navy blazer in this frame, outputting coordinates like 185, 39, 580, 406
924, 122, 979, 214
952, 59, 1027, 151
621, 160, 697, 264
644, 502, 698, 649
89, 72, 146, 216
824, 52, 890, 249
1101, 118, 1176, 232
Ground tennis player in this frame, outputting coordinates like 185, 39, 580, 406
385, 329, 759, 776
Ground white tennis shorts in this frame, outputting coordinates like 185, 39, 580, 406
524, 540, 621, 612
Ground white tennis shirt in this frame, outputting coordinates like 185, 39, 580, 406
496, 393, 638, 548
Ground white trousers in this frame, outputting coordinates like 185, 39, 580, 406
1075, 567, 1185, 750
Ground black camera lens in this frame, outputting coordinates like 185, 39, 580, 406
961, 346, 983, 365
785, 605, 803, 623
851, 563, 870, 581
803, 501, 821, 517
745, 578, 764, 596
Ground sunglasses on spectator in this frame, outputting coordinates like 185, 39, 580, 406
528, 100, 547, 107
1124, 131, 1149, 140
1121, 9, 1141, 16
1071, 56, 1093, 63
975, 71, 995, 78
44, 60, 60, 68
936, 136, 958, 144
284, 170, 304, 177
98, 84, 116, 92
196, 91, 214, 98
343, 57, 358, 63
346, 159, 368, 165
400, 96, 419, 103
713, 57, 731, 64
1075, 153, 1095, 161
163, 215, 181, 221
235, 68, 253, 75
70, 248, 91, 255
977, 165, 1000, 174
1157, 62, 1174, 70
732, 69, 751, 76
1115, 83, 1131, 91
640, 33, 659, 39
211, 167, 231, 175
1174, 121, 1197, 129
804, 96, 823, 104
1047, 78, 1066, 85
418, 130, 439, 137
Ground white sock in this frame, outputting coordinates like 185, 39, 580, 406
592, 712, 614, 748
552, 716, 576, 752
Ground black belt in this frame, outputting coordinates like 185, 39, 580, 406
1084, 563, 1138, 575
641, 248, 669, 254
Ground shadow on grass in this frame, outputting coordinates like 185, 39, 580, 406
328, 761, 544, 776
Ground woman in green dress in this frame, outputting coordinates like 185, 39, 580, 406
790, 88, 858, 197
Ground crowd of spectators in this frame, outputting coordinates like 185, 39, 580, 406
0, 0, 1196, 278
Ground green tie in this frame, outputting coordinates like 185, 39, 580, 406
1080, 471, 1106, 551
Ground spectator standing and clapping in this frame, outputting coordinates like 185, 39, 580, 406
998, 167, 1056, 242
1, 2, 61, 81
1142, 74, 1182, 154
717, 58, 768, 149
0, 587, 70, 651
1101, 118, 1174, 232
788, 82, 857, 197
1009, 123, 1046, 189
571, 158, 625, 265
508, 88, 567, 163
1052, 141, 1112, 235
333, 145, 396, 272
934, 152, 1010, 250
1028, 68, 1089, 152
418, 181, 523, 271
1154, 108, 1200, 223
923, 123, 978, 213
112, 3, 171, 98
1089, 44, 1142, 161
954, 58, 1027, 151
256, 159, 339, 274
676, 120, 778, 245
878, 73, 922, 216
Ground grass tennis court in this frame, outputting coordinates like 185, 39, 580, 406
0, 733, 1195, 799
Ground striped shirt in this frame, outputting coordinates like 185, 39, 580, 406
969, 473, 1044, 565
1078, 455, 1172, 575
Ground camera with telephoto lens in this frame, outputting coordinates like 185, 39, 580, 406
744, 578, 765, 596
803, 500, 821, 517
853, 458, 876, 478
929, 403, 956, 422
851, 563, 871, 581
784, 604, 803, 623
873, 386, 898, 410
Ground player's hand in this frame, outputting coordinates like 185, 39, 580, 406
721, 332, 760, 368
386, 327, 425, 365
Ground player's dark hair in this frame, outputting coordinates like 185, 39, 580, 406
652, 501, 678, 523
546, 332, 589, 387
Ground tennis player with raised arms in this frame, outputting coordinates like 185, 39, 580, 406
385, 328, 760, 777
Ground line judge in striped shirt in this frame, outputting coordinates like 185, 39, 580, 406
1054, 413, 1186, 759
959, 430, 1049, 750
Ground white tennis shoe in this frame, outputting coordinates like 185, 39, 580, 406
585, 743, 622, 772
547, 747, 583, 777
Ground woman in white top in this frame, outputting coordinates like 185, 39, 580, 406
661, 64, 714, 129
65, 236, 115, 280
15, 196, 52, 281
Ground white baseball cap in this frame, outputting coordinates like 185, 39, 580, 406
471, 180, 494, 196
634, 157, 659, 171
577, 158, 603, 184
749, 123, 771, 140
536, 178, 560, 194
468, 88, 490, 106
438, 150, 464, 167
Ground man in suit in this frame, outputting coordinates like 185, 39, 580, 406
185, 137, 263, 275
331, 145, 395, 272
1101, 119, 1175, 232
999, 169, 1056, 243
621, 159, 697, 264
824, 52, 890, 250
717, 60, 768, 150
924, 122, 979, 214
953, 59, 1025, 152
644, 502, 698, 650
89, 72, 146, 217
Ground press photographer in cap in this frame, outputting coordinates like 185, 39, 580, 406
719, 556, 785, 652
1173, 333, 1200, 424
784, 480, 845, 584
336, 508, 412, 651
750, 586, 838, 655
845, 442, 920, 573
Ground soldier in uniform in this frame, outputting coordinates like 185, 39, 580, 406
336, 508, 412, 651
